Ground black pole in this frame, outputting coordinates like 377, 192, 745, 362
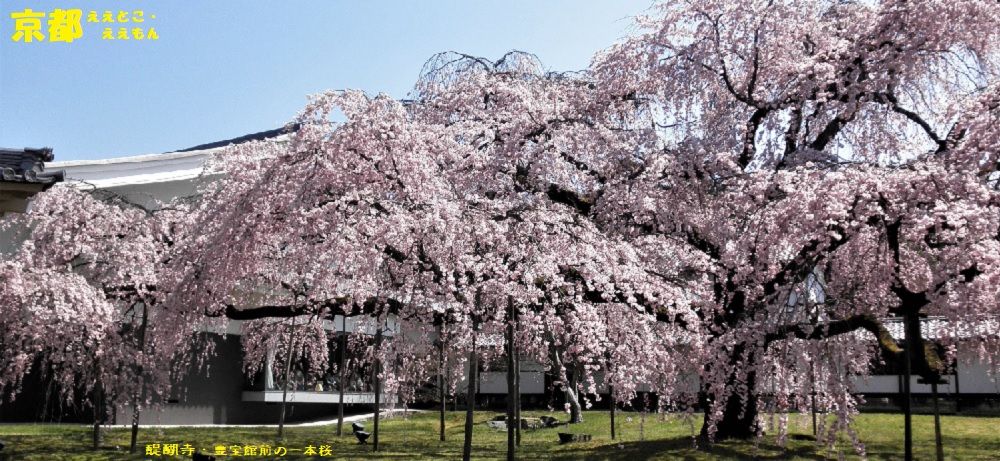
337, 316, 347, 437
277, 317, 297, 440
462, 333, 478, 461
92, 360, 103, 451
953, 364, 961, 414
448, 356, 456, 412
932, 381, 944, 461
514, 325, 521, 447
810, 361, 817, 437
439, 325, 447, 442
610, 385, 617, 440
92, 384, 103, 450
902, 315, 913, 461
372, 323, 383, 452
506, 297, 516, 461
130, 302, 149, 453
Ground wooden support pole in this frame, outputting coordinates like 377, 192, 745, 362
506, 297, 516, 461
462, 333, 478, 461
337, 316, 347, 437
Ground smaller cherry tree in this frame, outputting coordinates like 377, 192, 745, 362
0, 185, 205, 452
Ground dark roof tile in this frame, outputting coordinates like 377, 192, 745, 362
0, 147, 65, 186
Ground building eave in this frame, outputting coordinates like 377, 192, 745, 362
47, 132, 292, 189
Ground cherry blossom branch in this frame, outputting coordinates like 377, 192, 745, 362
876, 92, 946, 150
764, 313, 902, 356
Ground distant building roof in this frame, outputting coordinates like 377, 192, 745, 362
174, 124, 298, 153
0, 147, 64, 214
0, 147, 64, 186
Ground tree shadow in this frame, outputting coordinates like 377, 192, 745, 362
546, 436, 836, 461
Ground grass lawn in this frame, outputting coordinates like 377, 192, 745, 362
0, 411, 997, 460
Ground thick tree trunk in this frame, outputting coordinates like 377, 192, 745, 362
699, 363, 759, 441
699, 389, 758, 441
462, 335, 477, 461
551, 347, 582, 423
698, 393, 757, 442
565, 379, 583, 424
563, 364, 583, 424
337, 316, 346, 437
699, 344, 759, 443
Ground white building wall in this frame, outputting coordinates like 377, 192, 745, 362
851, 375, 900, 394
454, 359, 548, 395
955, 347, 1000, 394
478, 371, 545, 394
851, 344, 997, 395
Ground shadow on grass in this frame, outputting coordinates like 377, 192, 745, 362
546, 436, 835, 461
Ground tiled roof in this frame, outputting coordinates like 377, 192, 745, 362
174, 124, 298, 153
0, 147, 64, 185
881, 316, 1000, 341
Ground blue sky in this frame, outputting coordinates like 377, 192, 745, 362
1, 1, 652, 160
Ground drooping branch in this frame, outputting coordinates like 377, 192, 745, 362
877, 92, 946, 151
765, 313, 901, 355
765, 310, 950, 380
556, 265, 693, 329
